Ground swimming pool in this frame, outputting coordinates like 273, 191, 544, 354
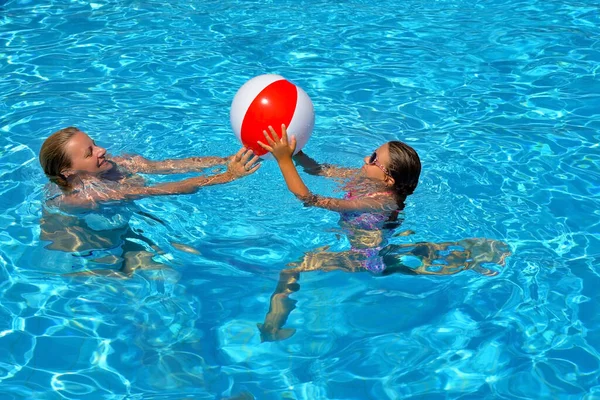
1, 0, 599, 398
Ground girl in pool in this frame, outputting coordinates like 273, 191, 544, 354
39, 126, 260, 277
259, 124, 421, 226
255, 125, 510, 341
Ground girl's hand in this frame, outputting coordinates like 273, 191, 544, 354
257, 124, 297, 162
227, 147, 261, 178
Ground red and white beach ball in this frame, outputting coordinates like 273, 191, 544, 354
230, 74, 314, 158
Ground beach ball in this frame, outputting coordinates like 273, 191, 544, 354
230, 74, 314, 158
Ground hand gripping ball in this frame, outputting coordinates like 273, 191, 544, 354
230, 74, 314, 158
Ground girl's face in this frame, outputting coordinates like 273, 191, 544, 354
362, 143, 392, 182
63, 131, 112, 175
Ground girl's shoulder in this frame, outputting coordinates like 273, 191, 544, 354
364, 190, 395, 199
344, 188, 394, 201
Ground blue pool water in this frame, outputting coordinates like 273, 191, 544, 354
1, 0, 599, 398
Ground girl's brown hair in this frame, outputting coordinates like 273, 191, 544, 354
39, 127, 80, 190
387, 140, 422, 205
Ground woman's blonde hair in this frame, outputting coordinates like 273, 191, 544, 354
39, 127, 80, 190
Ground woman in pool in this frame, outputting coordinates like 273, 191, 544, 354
255, 125, 510, 341
40, 126, 260, 208
39, 126, 260, 277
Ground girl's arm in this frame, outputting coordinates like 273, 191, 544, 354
111, 155, 228, 174
62, 148, 259, 208
293, 151, 355, 179
258, 125, 393, 213
271, 156, 389, 212
299, 193, 394, 213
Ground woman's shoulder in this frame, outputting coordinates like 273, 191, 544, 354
44, 177, 119, 210
45, 188, 97, 211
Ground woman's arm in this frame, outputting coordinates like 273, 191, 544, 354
293, 151, 355, 179
111, 155, 228, 174
114, 172, 241, 199
63, 148, 259, 208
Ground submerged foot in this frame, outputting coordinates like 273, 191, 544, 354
383, 238, 511, 276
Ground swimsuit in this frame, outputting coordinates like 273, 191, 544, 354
340, 190, 401, 273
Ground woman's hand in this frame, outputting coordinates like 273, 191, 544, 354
257, 124, 297, 163
227, 147, 261, 178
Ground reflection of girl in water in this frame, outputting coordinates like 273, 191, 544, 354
255, 125, 511, 341
39, 126, 261, 277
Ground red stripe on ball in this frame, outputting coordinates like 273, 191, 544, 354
240, 79, 298, 156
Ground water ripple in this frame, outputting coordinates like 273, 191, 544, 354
0, 0, 599, 398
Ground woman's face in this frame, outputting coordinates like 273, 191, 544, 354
63, 131, 112, 175
362, 143, 391, 181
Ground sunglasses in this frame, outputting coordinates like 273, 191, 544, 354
368, 151, 390, 176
